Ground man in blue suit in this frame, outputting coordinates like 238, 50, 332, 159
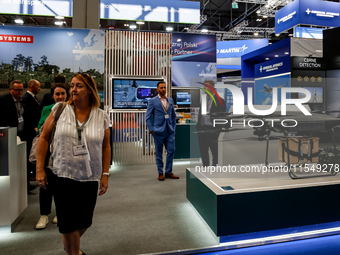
146, 81, 179, 181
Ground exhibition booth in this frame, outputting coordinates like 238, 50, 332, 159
1, 0, 340, 252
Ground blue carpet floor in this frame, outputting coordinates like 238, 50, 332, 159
195, 234, 340, 255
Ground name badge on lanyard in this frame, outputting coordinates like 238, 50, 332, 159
73, 110, 90, 156
165, 114, 169, 119
18, 117, 24, 123
73, 144, 88, 156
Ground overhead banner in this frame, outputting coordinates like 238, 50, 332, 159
172, 33, 216, 62
0, 0, 72, 16
217, 39, 268, 58
100, 0, 200, 24
254, 56, 291, 79
275, 0, 340, 34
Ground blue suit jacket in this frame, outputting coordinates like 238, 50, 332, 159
146, 96, 176, 135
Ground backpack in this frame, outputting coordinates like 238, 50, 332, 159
29, 102, 67, 164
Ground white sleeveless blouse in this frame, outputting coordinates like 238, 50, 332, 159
51, 103, 110, 182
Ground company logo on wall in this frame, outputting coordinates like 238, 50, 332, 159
277, 11, 296, 24
216, 44, 248, 54
306, 8, 339, 18
259, 62, 283, 73
297, 75, 322, 83
0, 34, 33, 43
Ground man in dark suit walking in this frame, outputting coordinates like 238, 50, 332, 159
0, 80, 25, 140
196, 80, 226, 167
146, 81, 179, 181
22, 79, 41, 180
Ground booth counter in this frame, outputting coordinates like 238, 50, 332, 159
0, 127, 27, 233
174, 122, 200, 160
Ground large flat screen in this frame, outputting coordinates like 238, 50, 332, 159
171, 88, 200, 108
113, 78, 163, 109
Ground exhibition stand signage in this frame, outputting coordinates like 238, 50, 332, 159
275, 0, 340, 34
171, 33, 216, 87
291, 57, 325, 70
0, 0, 73, 17
254, 56, 291, 79
217, 39, 268, 58
100, 0, 200, 24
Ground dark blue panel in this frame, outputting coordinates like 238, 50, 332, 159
300, 0, 340, 28
254, 56, 291, 79
275, 0, 300, 34
172, 33, 216, 63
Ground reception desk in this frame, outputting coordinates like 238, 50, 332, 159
0, 127, 27, 233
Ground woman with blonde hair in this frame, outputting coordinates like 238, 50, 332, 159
36, 73, 111, 255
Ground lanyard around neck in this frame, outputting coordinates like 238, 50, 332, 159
74, 109, 90, 144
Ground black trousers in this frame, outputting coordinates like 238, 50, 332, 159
39, 183, 54, 215
197, 126, 220, 166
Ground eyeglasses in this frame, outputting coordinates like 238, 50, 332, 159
11, 89, 24, 92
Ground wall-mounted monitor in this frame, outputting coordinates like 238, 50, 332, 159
298, 87, 323, 103
112, 78, 164, 109
171, 88, 201, 108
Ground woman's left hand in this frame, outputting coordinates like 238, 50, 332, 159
98, 175, 108, 195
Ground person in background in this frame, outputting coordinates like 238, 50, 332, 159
23, 79, 41, 181
35, 83, 68, 230
36, 73, 111, 255
36, 75, 67, 125
196, 80, 226, 167
146, 81, 179, 181
0, 80, 25, 140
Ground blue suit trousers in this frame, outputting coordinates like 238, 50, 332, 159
153, 130, 175, 174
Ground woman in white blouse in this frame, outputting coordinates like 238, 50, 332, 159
36, 72, 111, 255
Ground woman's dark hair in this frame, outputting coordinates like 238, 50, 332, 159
50, 83, 69, 100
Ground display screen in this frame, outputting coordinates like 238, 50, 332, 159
172, 88, 200, 108
113, 78, 162, 109
298, 87, 323, 103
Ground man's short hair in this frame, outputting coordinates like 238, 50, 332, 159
9, 80, 23, 88
204, 80, 215, 88
157, 81, 166, 88
27, 79, 38, 88
54, 75, 66, 84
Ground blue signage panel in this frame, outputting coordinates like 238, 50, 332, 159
100, 0, 200, 24
299, 0, 340, 28
172, 33, 216, 63
275, 0, 340, 34
0, 0, 73, 16
275, 0, 300, 35
255, 56, 291, 79
217, 39, 268, 58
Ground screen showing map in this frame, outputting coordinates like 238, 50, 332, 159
113, 78, 163, 109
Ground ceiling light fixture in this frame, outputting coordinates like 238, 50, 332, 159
55, 21, 63, 26
166, 27, 173, 31
263, 15, 268, 18
266, 58, 269, 60
285, 52, 289, 55
14, 19, 24, 24
275, 55, 279, 57
55, 16, 64, 20
129, 24, 137, 29
256, 10, 261, 14
201, 29, 208, 33
254, 32, 259, 36
136, 21, 145, 25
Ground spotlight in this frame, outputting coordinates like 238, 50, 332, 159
166, 27, 173, 31
55, 21, 63, 26
130, 25, 137, 29
14, 19, 24, 24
